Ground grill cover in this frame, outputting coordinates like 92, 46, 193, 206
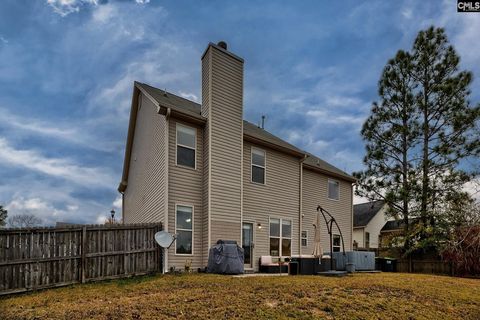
207, 240, 244, 274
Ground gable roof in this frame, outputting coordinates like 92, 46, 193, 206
119, 82, 356, 191
353, 200, 385, 227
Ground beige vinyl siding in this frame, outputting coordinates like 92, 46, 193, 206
167, 119, 204, 270
243, 141, 300, 271
123, 93, 167, 224
353, 228, 364, 248
364, 205, 387, 249
302, 169, 353, 255
203, 45, 244, 246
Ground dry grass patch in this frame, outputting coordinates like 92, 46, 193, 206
0, 273, 479, 319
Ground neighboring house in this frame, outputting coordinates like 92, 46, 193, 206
353, 200, 388, 249
118, 42, 356, 272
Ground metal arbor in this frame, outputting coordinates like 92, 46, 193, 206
316, 205, 346, 271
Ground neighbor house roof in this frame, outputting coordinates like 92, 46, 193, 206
119, 82, 356, 191
353, 200, 385, 227
380, 220, 404, 232
380, 218, 420, 232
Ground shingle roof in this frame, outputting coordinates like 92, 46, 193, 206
381, 220, 404, 232
353, 200, 385, 227
137, 82, 203, 120
303, 153, 356, 182
380, 218, 420, 232
242, 120, 305, 155
135, 81, 356, 182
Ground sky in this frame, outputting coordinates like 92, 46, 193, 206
0, 0, 479, 225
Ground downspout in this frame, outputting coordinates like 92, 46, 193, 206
121, 191, 125, 224
163, 107, 171, 273
299, 154, 307, 256
351, 182, 354, 251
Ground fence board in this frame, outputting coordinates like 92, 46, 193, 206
0, 223, 162, 295
397, 259, 452, 275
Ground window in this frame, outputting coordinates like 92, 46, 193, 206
328, 179, 339, 200
365, 232, 370, 249
175, 205, 193, 254
176, 124, 196, 168
301, 230, 308, 247
269, 218, 291, 256
333, 234, 341, 252
251, 148, 266, 184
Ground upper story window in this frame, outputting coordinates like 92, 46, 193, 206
251, 147, 266, 184
176, 124, 196, 169
365, 232, 370, 249
328, 179, 339, 200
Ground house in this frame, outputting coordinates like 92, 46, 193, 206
353, 200, 388, 249
118, 41, 356, 272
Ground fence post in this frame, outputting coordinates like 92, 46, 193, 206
81, 226, 87, 283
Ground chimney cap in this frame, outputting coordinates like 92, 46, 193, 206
217, 41, 227, 50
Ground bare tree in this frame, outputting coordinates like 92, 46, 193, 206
0, 205, 7, 227
7, 213, 42, 228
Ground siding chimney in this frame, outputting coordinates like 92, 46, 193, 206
201, 42, 244, 261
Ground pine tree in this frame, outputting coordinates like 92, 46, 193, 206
411, 27, 480, 246
354, 50, 420, 253
356, 26, 480, 254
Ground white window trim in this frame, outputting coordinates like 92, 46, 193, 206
327, 178, 340, 201
175, 203, 194, 256
269, 217, 292, 257
301, 230, 308, 247
175, 123, 197, 170
251, 147, 266, 185
333, 234, 341, 252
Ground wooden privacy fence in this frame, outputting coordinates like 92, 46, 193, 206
397, 259, 453, 275
0, 223, 163, 295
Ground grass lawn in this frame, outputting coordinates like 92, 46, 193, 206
0, 273, 479, 319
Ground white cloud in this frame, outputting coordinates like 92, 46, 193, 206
47, 0, 98, 17
113, 195, 122, 210
135, 0, 150, 4
0, 138, 115, 189
179, 91, 199, 102
353, 195, 370, 205
0, 107, 120, 152
0, 36, 8, 44
6, 196, 89, 225
96, 214, 107, 224
91, 40, 197, 118
92, 3, 116, 24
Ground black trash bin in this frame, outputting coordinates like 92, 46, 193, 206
384, 258, 397, 272
289, 261, 299, 275
375, 257, 397, 272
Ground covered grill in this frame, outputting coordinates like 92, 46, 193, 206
207, 240, 244, 274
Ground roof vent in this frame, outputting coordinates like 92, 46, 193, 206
217, 41, 227, 50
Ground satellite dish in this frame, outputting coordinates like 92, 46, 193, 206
155, 231, 177, 249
